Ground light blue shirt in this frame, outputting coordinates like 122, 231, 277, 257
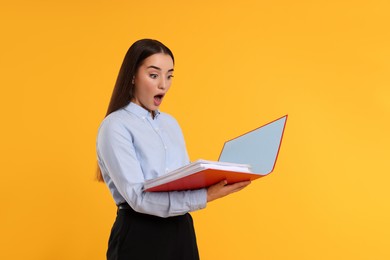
96, 102, 207, 218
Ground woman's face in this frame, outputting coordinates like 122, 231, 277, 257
132, 53, 174, 113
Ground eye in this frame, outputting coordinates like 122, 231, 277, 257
168, 75, 174, 80
149, 74, 158, 79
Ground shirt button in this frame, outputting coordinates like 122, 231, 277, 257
155, 128, 159, 131
165, 168, 169, 172
164, 146, 167, 150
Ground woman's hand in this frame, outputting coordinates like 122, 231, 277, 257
207, 180, 251, 202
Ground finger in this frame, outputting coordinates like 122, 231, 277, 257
226, 180, 251, 189
229, 186, 248, 193
220, 180, 228, 186
223, 181, 251, 193
226, 185, 246, 193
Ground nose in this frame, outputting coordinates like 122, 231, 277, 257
158, 78, 167, 90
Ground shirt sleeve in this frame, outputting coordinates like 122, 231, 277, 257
97, 117, 207, 218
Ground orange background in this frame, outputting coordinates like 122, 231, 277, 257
1, 0, 389, 259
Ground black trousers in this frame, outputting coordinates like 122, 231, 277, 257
107, 206, 200, 260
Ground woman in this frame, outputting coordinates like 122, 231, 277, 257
96, 39, 251, 260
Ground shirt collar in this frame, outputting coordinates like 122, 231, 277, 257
124, 102, 160, 119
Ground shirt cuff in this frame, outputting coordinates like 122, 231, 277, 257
190, 188, 208, 211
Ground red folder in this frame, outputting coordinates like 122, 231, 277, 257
145, 168, 263, 192
144, 115, 287, 192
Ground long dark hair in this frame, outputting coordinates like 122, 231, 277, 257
97, 39, 175, 182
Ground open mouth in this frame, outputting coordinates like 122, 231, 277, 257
154, 94, 165, 106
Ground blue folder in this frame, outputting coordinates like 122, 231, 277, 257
218, 115, 288, 174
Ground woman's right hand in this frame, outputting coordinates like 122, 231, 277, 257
207, 180, 251, 202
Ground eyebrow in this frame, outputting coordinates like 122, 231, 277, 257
147, 65, 174, 72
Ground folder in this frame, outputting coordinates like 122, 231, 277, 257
144, 115, 288, 192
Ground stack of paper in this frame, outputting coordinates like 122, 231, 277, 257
144, 160, 259, 192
